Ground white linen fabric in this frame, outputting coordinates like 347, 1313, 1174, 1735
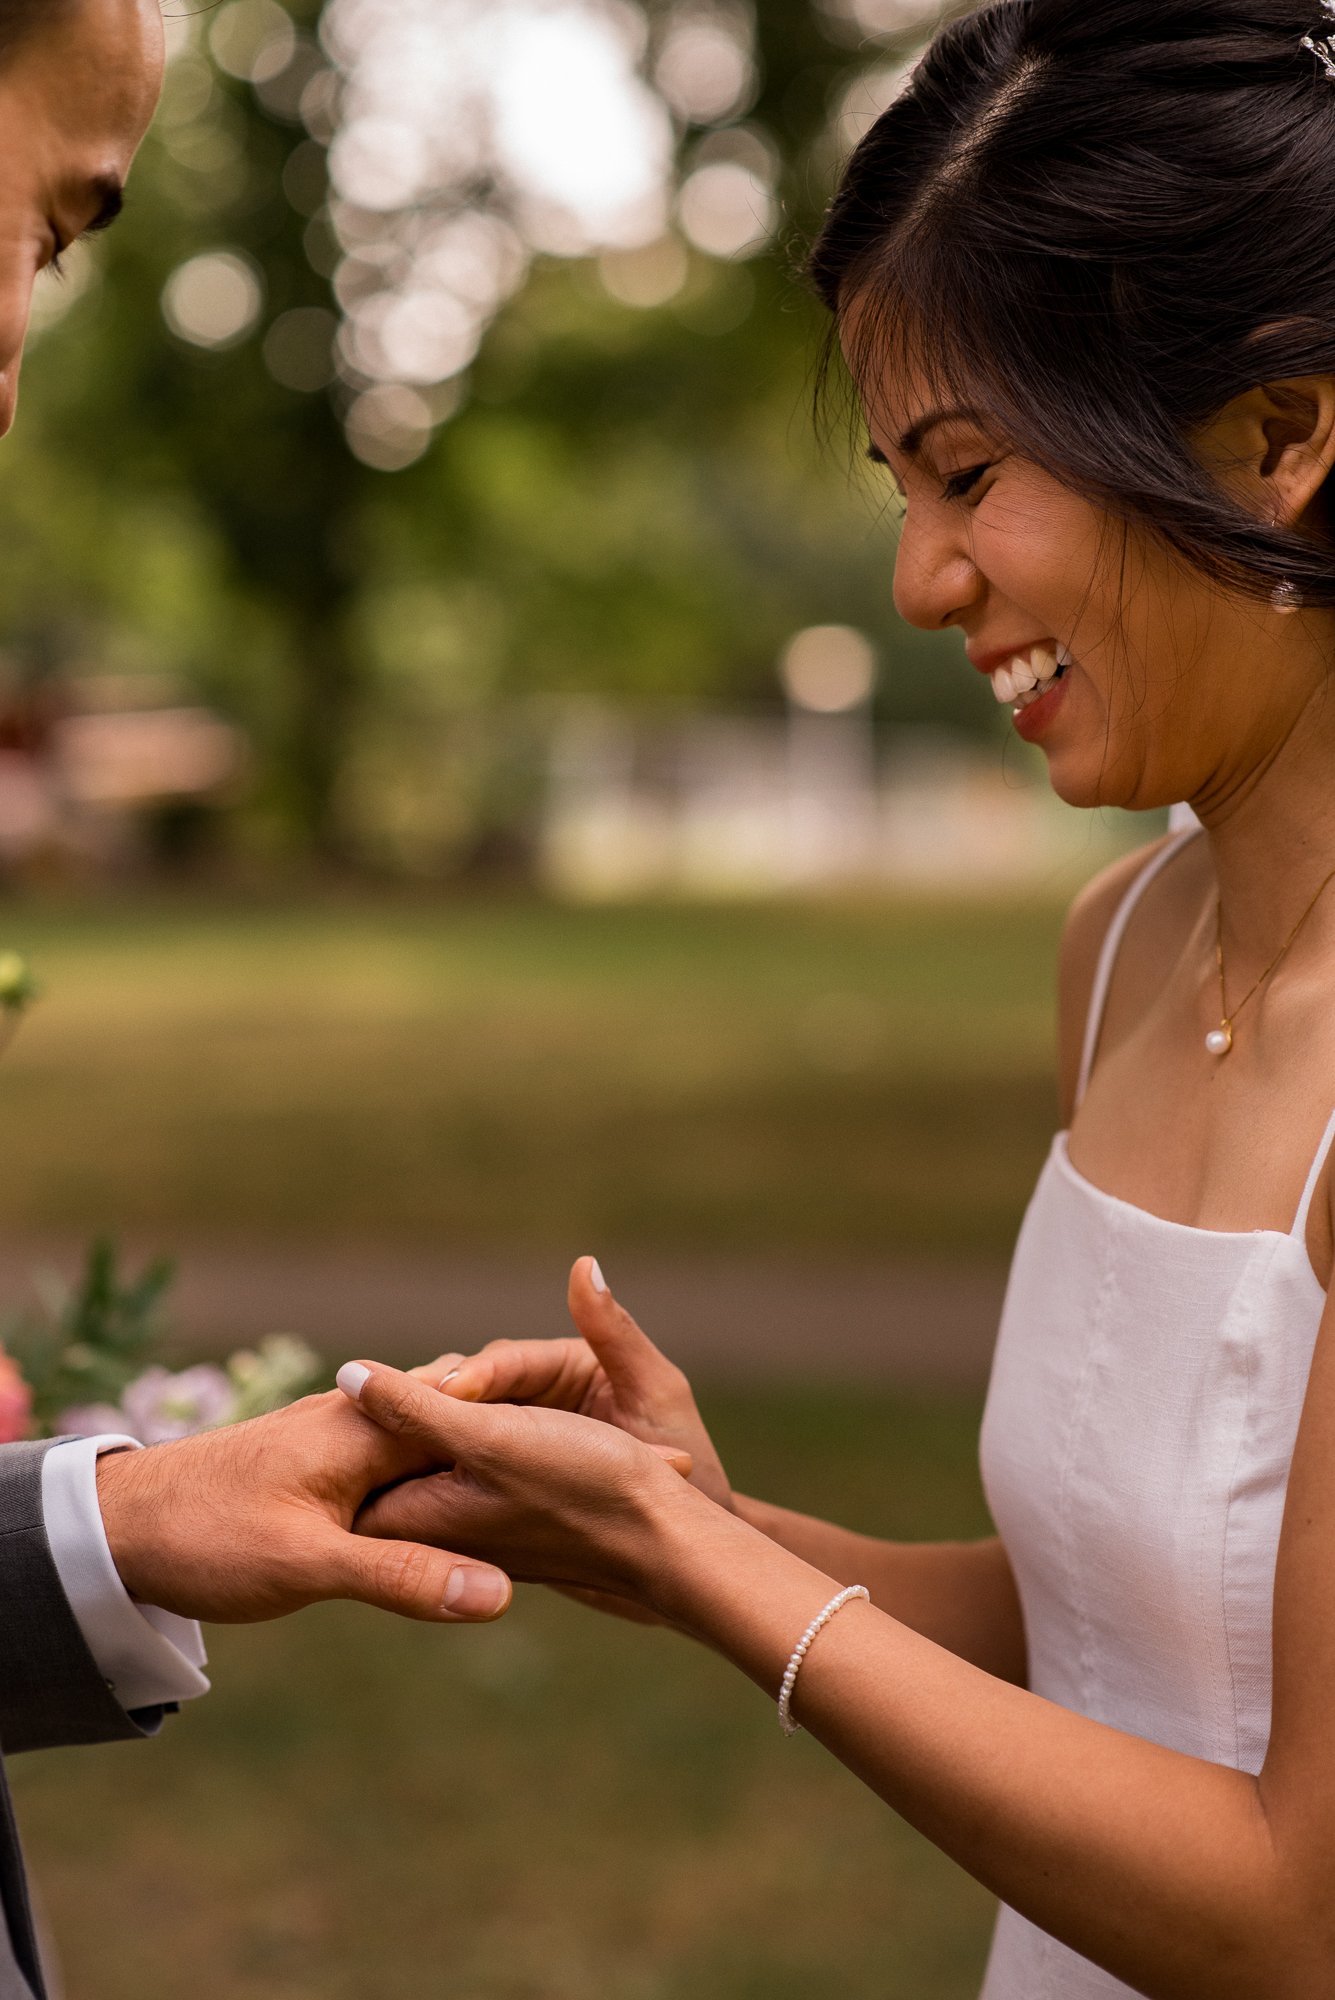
41, 1437, 209, 1714
978, 829, 1332, 1997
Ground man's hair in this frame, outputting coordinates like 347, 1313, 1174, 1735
811, 0, 1335, 610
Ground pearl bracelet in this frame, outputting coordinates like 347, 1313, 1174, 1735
777, 1585, 870, 1738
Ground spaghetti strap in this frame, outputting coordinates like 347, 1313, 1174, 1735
1291, 1106, 1335, 1244
1075, 829, 1204, 1110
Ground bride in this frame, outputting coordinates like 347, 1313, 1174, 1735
342, 3, 1335, 1993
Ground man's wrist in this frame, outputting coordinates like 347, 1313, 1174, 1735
94, 1445, 158, 1604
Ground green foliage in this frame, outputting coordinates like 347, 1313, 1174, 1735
1, 1238, 175, 1431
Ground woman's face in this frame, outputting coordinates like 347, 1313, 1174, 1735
858, 349, 1333, 818
0, 0, 163, 437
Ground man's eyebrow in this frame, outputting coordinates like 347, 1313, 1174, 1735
81, 175, 125, 235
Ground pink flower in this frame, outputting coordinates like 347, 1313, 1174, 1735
120, 1366, 236, 1444
57, 1403, 130, 1440
0, 1349, 33, 1443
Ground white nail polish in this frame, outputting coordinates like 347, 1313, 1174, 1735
336, 1362, 372, 1402
590, 1260, 608, 1295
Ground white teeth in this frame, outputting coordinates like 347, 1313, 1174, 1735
992, 643, 1071, 707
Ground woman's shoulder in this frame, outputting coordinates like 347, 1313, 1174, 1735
1056, 834, 1189, 1124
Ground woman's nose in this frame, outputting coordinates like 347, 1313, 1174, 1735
892, 510, 982, 634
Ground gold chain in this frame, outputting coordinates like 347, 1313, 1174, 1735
1213, 866, 1335, 1052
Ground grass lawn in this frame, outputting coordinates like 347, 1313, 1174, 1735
13, 1385, 1000, 2000
0, 893, 1072, 1257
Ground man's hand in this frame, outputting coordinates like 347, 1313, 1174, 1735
94, 1390, 513, 1627
412, 1258, 734, 1511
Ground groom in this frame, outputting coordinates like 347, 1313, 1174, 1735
0, 3, 509, 1996
0, 1392, 512, 1999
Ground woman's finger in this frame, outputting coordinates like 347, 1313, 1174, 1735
445, 1338, 601, 1409
337, 1359, 491, 1457
567, 1258, 687, 1407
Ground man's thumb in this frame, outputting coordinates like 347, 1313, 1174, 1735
323, 1528, 512, 1624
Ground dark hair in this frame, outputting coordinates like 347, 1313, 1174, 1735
0, 0, 78, 66
810, 0, 1335, 609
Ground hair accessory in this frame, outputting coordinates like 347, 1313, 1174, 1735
1302, 0, 1335, 80
777, 1585, 870, 1737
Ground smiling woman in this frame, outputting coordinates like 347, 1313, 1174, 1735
331, 7, 1335, 2000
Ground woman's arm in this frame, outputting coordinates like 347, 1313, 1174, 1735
348, 1343, 1335, 2000
733, 1496, 1027, 1684
426, 1263, 1027, 1681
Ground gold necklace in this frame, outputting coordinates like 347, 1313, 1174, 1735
1209, 867, 1335, 1057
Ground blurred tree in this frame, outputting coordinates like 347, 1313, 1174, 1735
0, 0, 984, 871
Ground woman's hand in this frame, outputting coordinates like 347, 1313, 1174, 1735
411, 1258, 735, 1512
344, 1359, 701, 1608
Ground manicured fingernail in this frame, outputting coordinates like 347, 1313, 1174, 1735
590, 1259, 608, 1294
444, 1567, 509, 1618
438, 1368, 461, 1388
336, 1362, 372, 1402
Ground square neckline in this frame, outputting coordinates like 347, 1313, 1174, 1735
1053, 1132, 1308, 1251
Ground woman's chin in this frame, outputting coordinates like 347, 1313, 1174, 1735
1043, 757, 1134, 813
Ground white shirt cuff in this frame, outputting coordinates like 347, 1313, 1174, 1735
41, 1434, 210, 1714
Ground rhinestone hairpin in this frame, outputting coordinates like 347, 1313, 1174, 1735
1303, 0, 1335, 79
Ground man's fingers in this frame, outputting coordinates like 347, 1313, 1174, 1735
409, 1352, 465, 1388
317, 1523, 511, 1624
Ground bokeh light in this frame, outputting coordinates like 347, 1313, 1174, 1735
598, 234, 690, 308
209, 0, 297, 85
780, 627, 879, 713
315, 0, 684, 460
343, 382, 437, 471
677, 159, 775, 259
654, 3, 757, 125
162, 251, 265, 350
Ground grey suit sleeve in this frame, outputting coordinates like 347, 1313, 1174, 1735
0, 1442, 167, 1753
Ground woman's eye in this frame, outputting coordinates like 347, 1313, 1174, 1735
942, 462, 992, 502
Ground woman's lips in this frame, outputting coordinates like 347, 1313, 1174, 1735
1010, 669, 1070, 744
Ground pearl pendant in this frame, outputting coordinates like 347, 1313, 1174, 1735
1206, 1025, 1234, 1058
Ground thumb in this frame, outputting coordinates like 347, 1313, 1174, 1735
315, 1522, 512, 1624
647, 1442, 693, 1479
567, 1258, 674, 1397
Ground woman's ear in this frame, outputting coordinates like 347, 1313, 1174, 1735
1200, 378, 1335, 530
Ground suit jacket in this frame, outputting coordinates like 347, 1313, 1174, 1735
0, 1442, 171, 1999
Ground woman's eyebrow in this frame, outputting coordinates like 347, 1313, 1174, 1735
897, 405, 988, 456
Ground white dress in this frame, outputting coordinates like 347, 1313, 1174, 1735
978, 831, 1334, 1997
